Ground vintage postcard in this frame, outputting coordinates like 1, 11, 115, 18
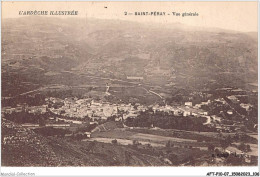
1, 1, 259, 176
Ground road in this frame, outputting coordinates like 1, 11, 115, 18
223, 96, 243, 117
141, 87, 164, 100
203, 116, 211, 125
10, 84, 68, 98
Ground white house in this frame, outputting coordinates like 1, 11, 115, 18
185, 102, 193, 107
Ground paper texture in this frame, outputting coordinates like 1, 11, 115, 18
1, 1, 258, 170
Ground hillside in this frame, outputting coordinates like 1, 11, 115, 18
2, 119, 167, 166
2, 17, 258, 98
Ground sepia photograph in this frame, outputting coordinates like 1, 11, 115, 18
1, 1, 259, 175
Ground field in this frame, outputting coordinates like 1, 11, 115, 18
90, 126, 258, 152
86, 138, 164, 147
91, 128, 210, 149
1, 120, 168, 166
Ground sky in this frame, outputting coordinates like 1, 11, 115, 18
2, 1, 258, 32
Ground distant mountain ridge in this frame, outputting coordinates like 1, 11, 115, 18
1, 17, 258, 96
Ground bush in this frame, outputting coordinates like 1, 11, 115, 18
112, 139, 117, 144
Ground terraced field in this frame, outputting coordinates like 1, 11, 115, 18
131, 133, 196, 143
2, 120, 168, 166
91, 128, 208, 149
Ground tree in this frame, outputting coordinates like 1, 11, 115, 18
208, 144, 215, 152
238, 142, 251, 152
107, 115, 116, 122
147, 143, 152, 149
166, 140, 172, 148
226, 154, 244, 165
168, 153, 179, 165
112, 139, 117, 144
214, 148, 221, 157
220, 139, 230, 151
88, 141, 96, 153
246, 144, 251, 152
226, 135, 232, 143
39, 117, 46, 127
132, 140, 140, 147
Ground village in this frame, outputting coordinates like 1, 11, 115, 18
1, 85, 258, 167
1, 87, 256, 135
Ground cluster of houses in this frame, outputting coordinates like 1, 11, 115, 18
2, 97, 216, 127
45, 97, 151, 121
2, 104, 47, 114
46, 97, 215, 123
1, 87, 255, 134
